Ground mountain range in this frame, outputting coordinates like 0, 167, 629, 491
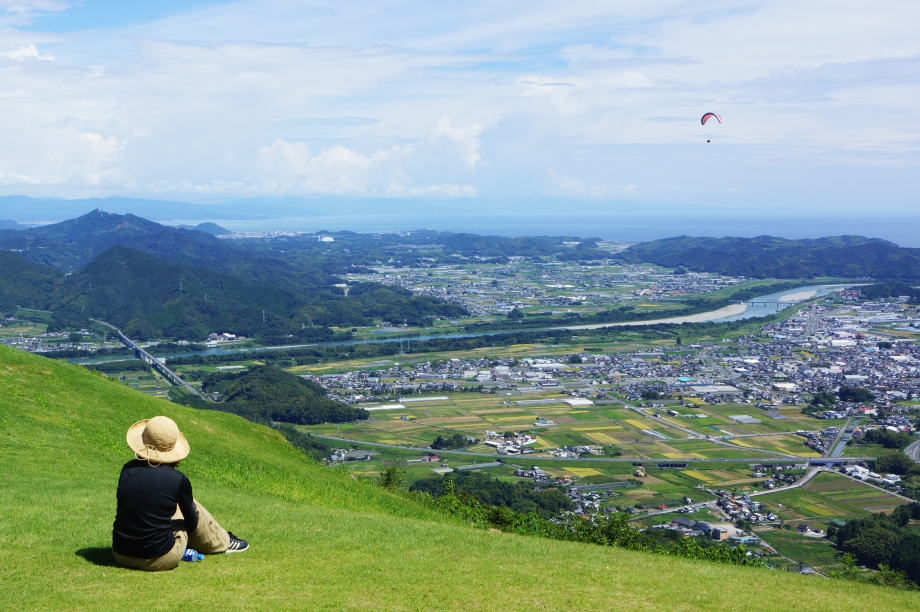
0, 210, 466, 341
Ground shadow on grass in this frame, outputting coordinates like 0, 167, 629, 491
76, 547, 119, 567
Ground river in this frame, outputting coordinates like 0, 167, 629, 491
68, 283, 851, 365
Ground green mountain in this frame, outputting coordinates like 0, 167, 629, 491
48, 245, 310, 340
3, 345, 917, 610
0, 243, 466, 341
173, 222, 230, 235
617, 235, 919, 279
0, 250, 63, 310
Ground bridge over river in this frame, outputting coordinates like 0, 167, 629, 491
89, 319, 210, 401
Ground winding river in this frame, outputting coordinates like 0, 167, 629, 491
68, 283, 851, 365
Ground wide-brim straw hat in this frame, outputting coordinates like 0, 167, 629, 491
126, 416, 190, 464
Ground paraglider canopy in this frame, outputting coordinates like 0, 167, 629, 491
701, 112, 721, 125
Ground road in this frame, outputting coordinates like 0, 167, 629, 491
634, 465, 912, 524
904, 440, 920, 462
309, 434, 832, 462
589, 386, 802, 459
311, 433, 871, 465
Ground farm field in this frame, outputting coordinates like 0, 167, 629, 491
758, 529, 845, 574
758, 472, 908, 529
300, 388, 844, 461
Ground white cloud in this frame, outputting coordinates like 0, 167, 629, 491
429, 116, 482, 168
2, 43, 54, 61
251, 136, 475, 197
80, 133, 125, 161
548, 169, 636, 200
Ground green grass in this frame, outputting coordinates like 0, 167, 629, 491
2, 345, 919, 611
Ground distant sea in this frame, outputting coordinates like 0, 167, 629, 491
177, 211, 920, 247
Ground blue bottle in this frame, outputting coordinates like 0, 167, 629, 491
182, 549, 204, 562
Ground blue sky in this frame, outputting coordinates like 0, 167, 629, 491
0, 0, 918, 217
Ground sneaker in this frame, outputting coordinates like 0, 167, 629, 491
225, 532, 249, 553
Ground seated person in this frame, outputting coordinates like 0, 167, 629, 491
112, 416, 249, 571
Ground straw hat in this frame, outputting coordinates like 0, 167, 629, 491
126, 416, 190, 464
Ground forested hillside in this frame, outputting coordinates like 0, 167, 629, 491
0, 250, 63, 310
191, 365, 368, 424
616, 235, 920, 279
31, 246, 465, 340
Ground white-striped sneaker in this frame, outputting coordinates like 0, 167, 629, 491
225, 532, 249, 553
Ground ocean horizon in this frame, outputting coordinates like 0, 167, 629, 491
167, 211, 920, 248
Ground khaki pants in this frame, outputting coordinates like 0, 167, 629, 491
113, 500, 232, 571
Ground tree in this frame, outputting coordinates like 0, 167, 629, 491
377, 464, 405, 490
893, 534, 920, 583
507, 308, 524, 319
873, 452, 916, 476
842, 526, 903, 568
676, 336, 682, 346
838, 386, 874, 403
811, 391, 836, 406
68, 332, 83, 343
568, 354, 583, 364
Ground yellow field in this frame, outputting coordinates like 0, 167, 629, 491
571, 426, 624, 431
805, 504, 836, 516
685, 398, 706, 405
729, 439, 754, 448
626, 419, 649, 429
661, 417, 685, 427
789, 450, 822, 457
583, 432, 618, 444
567, 468, 602, 477
419, 416, 484, 425
663, 453, 688, 459
682, 470, 716, 483
471, 408, 527, 415
533, 436, 555, 449
689, 453, 707, 458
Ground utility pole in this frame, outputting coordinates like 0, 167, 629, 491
262, 310, 266, 324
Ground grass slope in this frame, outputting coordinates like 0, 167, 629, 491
1, 345, 918, 611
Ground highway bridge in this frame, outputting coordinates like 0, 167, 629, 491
89, 319, 210, 401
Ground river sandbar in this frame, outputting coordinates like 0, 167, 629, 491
564, 303, 749, 330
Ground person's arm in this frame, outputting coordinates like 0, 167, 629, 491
177, 474, 199, 533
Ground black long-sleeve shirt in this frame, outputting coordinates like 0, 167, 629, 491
112, 460, 199, 559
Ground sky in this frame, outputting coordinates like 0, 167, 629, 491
0, 0, 918, 218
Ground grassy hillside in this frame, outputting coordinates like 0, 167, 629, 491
2, 345, 918, 611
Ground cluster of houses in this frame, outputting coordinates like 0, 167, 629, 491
1, 327, 110, 353
653, 518, 756, 544
205, 332, 245, 346
482, 431, 538, 455
714, 491, 777, 523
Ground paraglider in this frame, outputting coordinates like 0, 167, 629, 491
701, 112, 721, 125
